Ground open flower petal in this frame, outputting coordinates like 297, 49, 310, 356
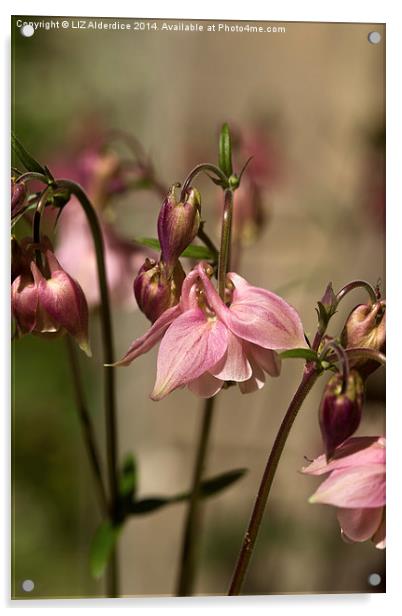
188, 372, 224, 398
244, 342, 281, 376
112, 304, 181, 366
226, 273, 305, 350
309, 464, 385, 508
372, 516, 386, 549
151, 309, 228, 400
337, 507, 384, 543
239, 360, 266, 393
302, 436, 385, 476
210, 331, 252, 382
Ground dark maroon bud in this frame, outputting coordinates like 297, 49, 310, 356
134, 258, 185, 323
157, 185, 201, 269
319, 370, 364, 460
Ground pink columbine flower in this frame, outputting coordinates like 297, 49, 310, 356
114, 261, 306, 400
302, 436, 385, 549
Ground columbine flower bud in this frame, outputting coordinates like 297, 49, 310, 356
11, 179, 27, 219
316, 282, 337, 333
341, 300, 385, 376
157, 185, 201, 269
319, 370, 364, 460
12, 242, 91, 355
134, 258, 185, 323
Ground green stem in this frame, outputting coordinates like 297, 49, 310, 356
176, 396, 216, 596
228, 363, 319, 595
218, 189, 234, 297
16, 171, 50, 185
65, 336, 108, 515
180, 163, 228, 200
56, 179, 119, 597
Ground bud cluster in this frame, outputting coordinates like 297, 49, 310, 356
11, 237, 91, 355
134, 184, 201, 322
317, 293, 386, 460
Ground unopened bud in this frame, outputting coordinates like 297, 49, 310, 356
134, 258, 185, 323
316, 282, 337, 333
341, 301, 385, 376
11, 179, 27, 218
31, 251, 91, 355
157, 185, 201, 269
319, 370, 364, 460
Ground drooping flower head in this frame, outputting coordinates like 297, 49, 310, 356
11, 237, 90, 355
302, 436, 385, 549
113, 262, 306, 400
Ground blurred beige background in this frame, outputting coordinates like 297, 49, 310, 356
12, 18, 385, 597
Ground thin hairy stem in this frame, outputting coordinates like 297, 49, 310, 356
228, 364, 319, 595
56, 179, 119, 597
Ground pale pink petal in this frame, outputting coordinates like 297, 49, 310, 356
151, 309, 228, 400
372, 515, 386, 549
309, 464, 385, 508
244, 342, 281, 377
188, 372, 224, 398
112, 305, 181, 366
337, 507, 384, 543
226, 273, 305, 350
210, 331, 252, 382
302, 437, 385, 476
179, 268, 202, 311
239, 360, 266, 394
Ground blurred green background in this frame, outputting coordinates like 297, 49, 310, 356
12, 17, 385, 598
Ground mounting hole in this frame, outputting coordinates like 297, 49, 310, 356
368, 31, 381, 45
368, 573, 381, 587
22, 579, 35, 592
21, 24, 35, 37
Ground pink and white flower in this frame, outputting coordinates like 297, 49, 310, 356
114, 261, 306, 400
302, 436, 386, 549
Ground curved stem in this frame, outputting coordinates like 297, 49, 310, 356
180, 163, 228, 200
33, 186, 54, 268
176, 396, 216, 596
218, 189, 234, 297
228, 363, 319, 595
336, 280, 378, 306
320, 340, 350, 393
339, 347, 385, 367
65, 336, 108, 515
16, 171, 50, 185
56, 179, 119, 597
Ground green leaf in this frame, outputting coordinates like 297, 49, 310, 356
134, 237, 214, 260
219, 123, 233, 177
11, 133, 48, 176
119, 453, 137, 499
196, 468, 247, 499
128, 468, 248, 516
280, 348, 319, 362
90, 521, 121, 579
129, 497, 170, 515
